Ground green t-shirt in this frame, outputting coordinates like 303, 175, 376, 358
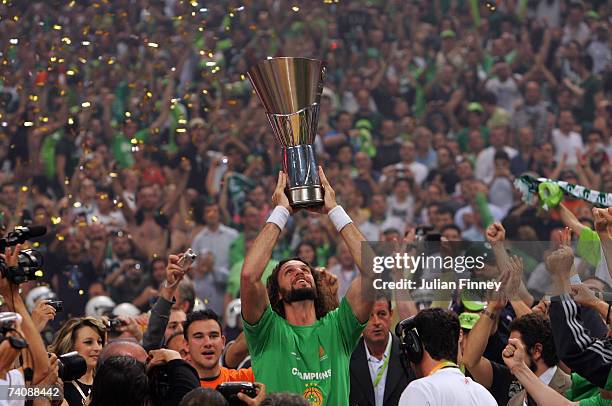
243, 297, 366, 405
576, 228, 601, 268
566, 371, 612, 406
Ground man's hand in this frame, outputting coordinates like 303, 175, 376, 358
486, 223, 506, 245
502, 338, 527, 373
0, 244, 21, 296
272, 171, 292, 213
318, 166, 338, 214
545, 244, 574, 279
593, 207, 612, 241
501, 255, 524, 301
165, 254, 186, 289
570, 284, 600, 308
316, 267, 339, 303
33, 353, 58, 386
237, 382, 267, 406
31, 300, 57, 332
114, 316, 144, 342
146, 349, 182, 372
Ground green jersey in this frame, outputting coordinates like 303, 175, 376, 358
243, 297, 366, 406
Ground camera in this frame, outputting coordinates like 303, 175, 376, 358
47, 300, 63, 312
57, 351, 87, 381
178, 248, 197, 269
107, 317, 126, 331
0, 249, 44, 285
0, 312, 21, 333
216, 382, 257, 405
0, 226, 46, 285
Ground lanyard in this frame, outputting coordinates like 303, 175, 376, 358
373, 353, 390, 388
428, 361, 460, 376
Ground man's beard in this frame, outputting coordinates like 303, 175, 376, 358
282, 287, 318, 303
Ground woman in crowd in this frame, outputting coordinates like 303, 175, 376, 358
49, 317, 107, 406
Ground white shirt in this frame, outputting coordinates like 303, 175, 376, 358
365, 333, 393, 406
393, 162, 429, 186
454, 204, 505, 231
551, 128, 584, 167
398, 367, 496, 406
474, 146, 518, 184
328, 264, 359, 298
0, 369, 25, 406
191, 224, 239, 270
360, 216, 406, 241
485, 76, 522, 114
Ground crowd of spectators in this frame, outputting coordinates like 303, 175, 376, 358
0, 0, 611, 405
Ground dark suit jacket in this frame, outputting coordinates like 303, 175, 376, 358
349, 334, 414, 406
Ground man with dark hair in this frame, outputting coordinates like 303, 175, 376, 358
397, 308, 496, 405
241, 168, 373, 405
183, 309, 253, 388
463, 310, 571, 405
191, 200, 238, 270
90, 356, 149, 406
349, 296, 412, 406
505, 313, 571, 405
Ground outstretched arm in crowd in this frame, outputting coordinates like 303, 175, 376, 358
318, 167, 374, 323
547, 237, 612, 389
593, 207, 612, 278
462, 294, 507, 389
143, 254, 188, 351
0, 245, 51, 384
240, 172, 286, 324
486, 223, 533, 310
503, 338, 578, 406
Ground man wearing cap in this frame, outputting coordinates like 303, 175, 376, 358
349, 295, 412, 406
456, 102, 490, 153
436, 30, 465, 70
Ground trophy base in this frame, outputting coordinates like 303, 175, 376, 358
288, 186, 324, 208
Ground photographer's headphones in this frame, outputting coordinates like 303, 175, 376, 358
395, 316, 423, 364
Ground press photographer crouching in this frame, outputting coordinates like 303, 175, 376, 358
0, 243, 52, 406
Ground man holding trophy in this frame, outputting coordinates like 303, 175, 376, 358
240, 57, 375, 406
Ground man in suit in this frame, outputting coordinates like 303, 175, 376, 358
349, 296, 413, 406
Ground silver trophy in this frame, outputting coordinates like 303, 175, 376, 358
248, 57, 325, 208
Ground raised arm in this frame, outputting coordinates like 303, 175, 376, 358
593, 207, 612, 278
318, 167, 373, 323
503, 339, 578, 406
240, 172, 287, 324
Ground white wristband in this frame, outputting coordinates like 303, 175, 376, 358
266, 205, 290, 230
328, 205, 352, 232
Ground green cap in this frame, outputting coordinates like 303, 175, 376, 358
366, 47, 380, 59
355, 119, 373, 130
585, 10, 599, 19
461, 289, 487, 311
459, 312, 481, 329
467, 102, 484, 113
440, 30, 456, 39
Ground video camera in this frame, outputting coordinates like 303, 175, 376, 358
0, 226, 46, 284
0, 312, 28, 350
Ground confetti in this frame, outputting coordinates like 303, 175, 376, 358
147, 42, 159, 48
9, 38, 18, 44
24, 121, 33, 127
81, 101, 91, 108
292, 5, 300, 11
51, 216, 62, 225
53, 24, 62, 30
82, 41, 91, 46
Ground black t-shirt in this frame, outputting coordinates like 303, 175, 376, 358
373, 142, 401, 171
45, 254, 98, 317
64, 380, 91, 406
490, 360, 523, 405
55, 135, 80, 179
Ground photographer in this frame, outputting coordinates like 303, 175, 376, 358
0, 245, 52, 404
105, 259, 156, 311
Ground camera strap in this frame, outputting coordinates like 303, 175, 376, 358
70, 380, 89, 405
